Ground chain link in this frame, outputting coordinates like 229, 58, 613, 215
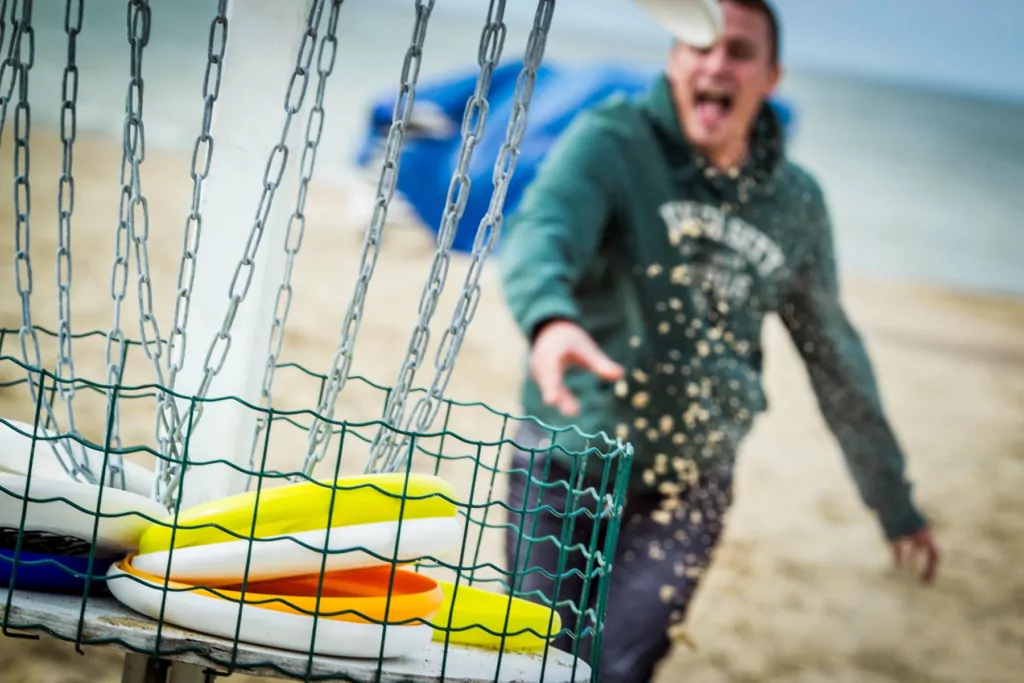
125, 1, 162, 382
99, 0, 154, 492
3, 0, 91, 482
155, 0, 331, 508
52, 0, 86, 473
362, 0, 521, 473
0, 0, 552, 492
0, 0, 18, 146
152, 0, 229, 499
373, 1, 555, 473
245, 0, 344, 489
299, 0, 435, 476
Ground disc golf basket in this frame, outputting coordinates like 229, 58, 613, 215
0, 1, 634, 682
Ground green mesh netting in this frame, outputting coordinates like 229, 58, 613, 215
0, 328, 632, 682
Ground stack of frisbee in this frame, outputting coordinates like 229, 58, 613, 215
1, 419, 564, 659
107, 472, 562, 659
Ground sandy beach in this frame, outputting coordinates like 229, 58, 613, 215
0, 120, 1021, 683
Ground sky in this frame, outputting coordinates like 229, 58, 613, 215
392, 0, 1024, 103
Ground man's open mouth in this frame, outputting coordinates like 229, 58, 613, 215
695, 90, 734, 114
693, 90, 734, 126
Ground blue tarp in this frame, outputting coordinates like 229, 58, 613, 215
355, 60, 797, 254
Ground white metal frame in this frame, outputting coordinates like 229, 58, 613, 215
170, 0, 313, 509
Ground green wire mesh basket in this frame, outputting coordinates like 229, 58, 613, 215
0, 1, 635, 681
0, 329, 631, 682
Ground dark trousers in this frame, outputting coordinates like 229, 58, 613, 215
504, 420, 734, 683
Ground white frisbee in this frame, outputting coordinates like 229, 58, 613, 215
106, 561, 435, 659
131, 515, 463, 587
634, 0, 723, 48
0, 418, 155, 497
0, 473, 167, 554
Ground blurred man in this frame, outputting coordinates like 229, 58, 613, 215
498, 1, 940, 680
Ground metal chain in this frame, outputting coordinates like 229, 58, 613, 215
99, 0, 154, 492
155, 0, 330, 508
52, 0, 86, 475
152, 0, 229, 498
362, 0, 514, 473
101, 1, 142, 490
125, 2, 163, 388
244, 0, 344, 489
0, 0, 17, 145
0, 1, 7, 105
5, 0, 90, 482
372, 0, 554, 473
299, 0, 435, 477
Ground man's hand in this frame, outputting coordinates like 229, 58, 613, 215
891, 525, 940, 585
531, 319, 625, 417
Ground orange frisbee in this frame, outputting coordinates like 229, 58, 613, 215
118, 557, 443, 626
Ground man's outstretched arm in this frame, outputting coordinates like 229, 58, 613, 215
498, 110, 628, 415
779, 183, 936, 575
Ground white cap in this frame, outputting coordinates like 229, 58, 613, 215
634, 0, 724, 49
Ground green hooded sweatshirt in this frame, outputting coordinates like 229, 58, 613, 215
498, 74, 927, 541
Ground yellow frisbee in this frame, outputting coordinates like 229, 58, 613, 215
430, 580, 562, 653
139, 473, 459, 555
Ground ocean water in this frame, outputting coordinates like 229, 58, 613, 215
12, 0, 1024, 298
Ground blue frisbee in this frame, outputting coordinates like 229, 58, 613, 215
0, 527, 117, 594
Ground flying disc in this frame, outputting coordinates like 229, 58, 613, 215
131, 515, 463, 586
430, 581, 562, 653
634, 0, 723, 48
106, 559, 435, 659
117, 557, 443, 625
221, 565, 443, 624
0, 528, 117, 594
0, 473, 168, 554
0, 418, 155, 497
137, 472, 459, 554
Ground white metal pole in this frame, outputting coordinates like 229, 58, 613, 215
172, 0, 314, 509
